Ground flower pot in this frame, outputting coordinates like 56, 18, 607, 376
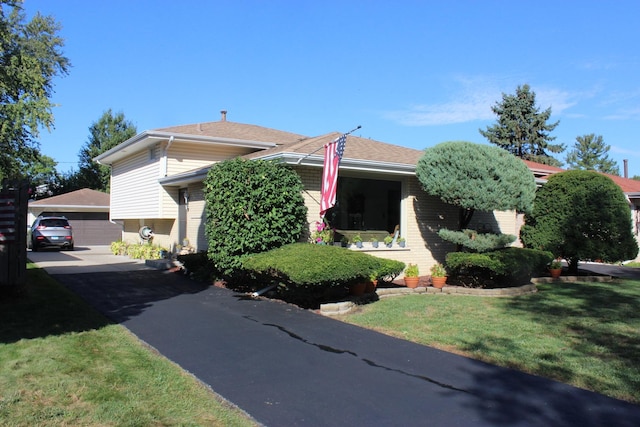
371, 241, 379, 248
549, 268, 562, 278
365, 279, 377, 293
431, 276, 447, 288
349, 282, 366, 296
404, 276, 419, 288
356, 241, 363, 248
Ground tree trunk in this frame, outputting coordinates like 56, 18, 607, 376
459, 207, 474, 230
567, 257, 580, 274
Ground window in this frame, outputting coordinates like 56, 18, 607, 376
325, 177, 401, 234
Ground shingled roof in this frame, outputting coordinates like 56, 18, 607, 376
245, 132, 423, 165
29, 188, 110, 208
155, 120, 308, 145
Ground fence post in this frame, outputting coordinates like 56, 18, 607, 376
0, 180, 28, 292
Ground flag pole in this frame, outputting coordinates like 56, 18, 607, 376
295, 125, 361, 165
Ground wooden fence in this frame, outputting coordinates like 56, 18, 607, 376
0, 181, 27, 290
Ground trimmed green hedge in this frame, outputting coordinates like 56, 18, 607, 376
446, 247, 553, 288
242, 243, 405, 289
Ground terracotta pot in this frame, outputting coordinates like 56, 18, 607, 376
365, 279, 378, 293
404, 276, 419, 288
549, 268, 562, 278
350, 282, 366, 296
431, 276, 447, 288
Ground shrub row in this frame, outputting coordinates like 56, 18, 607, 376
110, 241, 167, 260
446, 247, 553, 288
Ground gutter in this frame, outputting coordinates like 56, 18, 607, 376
260, 153, 417, 176
95, 131, 278, 165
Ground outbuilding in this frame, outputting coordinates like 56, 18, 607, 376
28, 188, 122, 246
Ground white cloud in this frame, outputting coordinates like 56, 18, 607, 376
384, 76, 580, 127
610, 145, 640, 157
535, 88, 577, 114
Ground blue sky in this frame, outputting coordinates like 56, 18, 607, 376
24, 0, 640, 178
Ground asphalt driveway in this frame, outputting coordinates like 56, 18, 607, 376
29, 247, 640, 426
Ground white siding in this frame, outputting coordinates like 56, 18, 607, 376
110, 149, 162, 219
166, 144, 255, 175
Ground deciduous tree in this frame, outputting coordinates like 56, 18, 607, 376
480, 84, 563, 166
74, 109, 137, 191
0, 0, 69, 181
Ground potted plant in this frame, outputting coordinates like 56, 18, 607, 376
397, 237, 406, 248
370, 237, 379, 248
430, 263, 447, 288
383, 235, 394, 248
404, 263, 420, 288
366, 272, 378, 293
310, 220, 333, 245
549, 259, 562, 278
352, 234, 363, 248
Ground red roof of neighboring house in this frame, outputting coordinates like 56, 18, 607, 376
522, 159, 640, 194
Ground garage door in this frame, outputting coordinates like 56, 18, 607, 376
42, 212, 122, 246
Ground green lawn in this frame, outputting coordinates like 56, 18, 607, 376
0, 265, 257, 426
338, 280, 640, 404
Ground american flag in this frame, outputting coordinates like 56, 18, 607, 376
319, 134, 347, 218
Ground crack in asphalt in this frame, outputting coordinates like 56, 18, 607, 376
243, 315, 473, 395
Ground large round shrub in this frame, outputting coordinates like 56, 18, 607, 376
520, 170, 638, 272
204, 158, 308, 275
416, 141, 536, 229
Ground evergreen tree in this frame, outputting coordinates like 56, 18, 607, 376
74, 110, 137, 191
416, 141, 536, 230
480, 84, 564, 166
0, 0, 69, 181
565, 134, 619, 175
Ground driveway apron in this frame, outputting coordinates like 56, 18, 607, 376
31, 248, 640, 426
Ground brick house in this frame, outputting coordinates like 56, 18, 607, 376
95, 112, 640, 273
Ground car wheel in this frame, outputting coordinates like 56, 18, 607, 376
68, 245, 74, 251
32, 241, 38, 252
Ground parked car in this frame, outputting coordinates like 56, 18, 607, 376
28, 216, 74, 251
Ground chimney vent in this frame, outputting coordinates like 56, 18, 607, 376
221, 110, 227, 122
624, 159, 628, 178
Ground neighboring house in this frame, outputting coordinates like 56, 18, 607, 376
95, 113, 640, 273
28, 188, 122, 246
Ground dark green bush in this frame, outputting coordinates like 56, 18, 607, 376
176, 252, 219, 282
521, 170, 638, 273
446, 247, 553, 288
203, 158, 308, 276
242, 243, 404, 288
374, 258, 406, 283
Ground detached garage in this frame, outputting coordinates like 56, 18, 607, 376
28, 188, 122, 246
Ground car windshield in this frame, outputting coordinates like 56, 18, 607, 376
39, 219, 69, 228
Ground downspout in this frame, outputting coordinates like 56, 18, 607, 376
162, 136, 175, 177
